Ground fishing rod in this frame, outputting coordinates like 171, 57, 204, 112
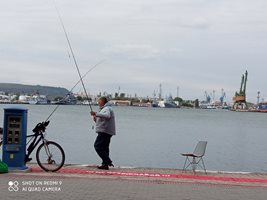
45, 60, 105, 122
69, 59, 105, 94
53, 1, 93, 112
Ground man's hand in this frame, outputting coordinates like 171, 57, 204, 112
90, 111, 96, 116
90, 112, 97, 122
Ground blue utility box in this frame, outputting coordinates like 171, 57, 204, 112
2, 108, 28, 170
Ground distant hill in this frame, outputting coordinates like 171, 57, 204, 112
0, 83, 69, 100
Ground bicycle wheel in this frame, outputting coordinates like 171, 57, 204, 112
36, 141, 65, 172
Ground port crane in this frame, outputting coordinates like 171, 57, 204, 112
220, 88, 226, 106
233, 70, 248, 110
204, 91, 211, 103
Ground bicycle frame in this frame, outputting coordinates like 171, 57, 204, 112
24, 121, 50, 163
25, 133, 44, 163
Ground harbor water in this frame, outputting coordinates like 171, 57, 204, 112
1, 104, 267, 173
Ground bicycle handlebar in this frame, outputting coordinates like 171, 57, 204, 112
32, 121, 50, 133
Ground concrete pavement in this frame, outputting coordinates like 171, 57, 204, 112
1, 164, 267, 200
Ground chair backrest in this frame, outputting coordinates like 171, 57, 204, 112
193, 141, 207, 157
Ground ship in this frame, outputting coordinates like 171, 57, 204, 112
51, 93, 77, 105
158, 96, 178, 108
28, 95, 48, 105
257, 103, 267, 113
151, 100, 159, 107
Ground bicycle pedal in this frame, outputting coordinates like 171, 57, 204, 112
25, 157, 32, 162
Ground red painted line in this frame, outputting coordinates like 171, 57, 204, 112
31, 168, 267, 184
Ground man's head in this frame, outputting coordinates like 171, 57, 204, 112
98, 96, 108, 107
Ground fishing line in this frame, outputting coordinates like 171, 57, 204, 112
53, 0, 93, 112
69, 59, 105, 93
45, 59, 105, 122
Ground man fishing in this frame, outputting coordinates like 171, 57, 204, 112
90, 96, 116, 170
53, 2, 115, 170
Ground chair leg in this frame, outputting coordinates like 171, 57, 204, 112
200, 157, 207, 174
192, 157, 196, 174
182, 156, 188, 173
182, 156, 206, 174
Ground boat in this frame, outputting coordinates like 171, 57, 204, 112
29, 95, 48, 105
158, 96, 178, 108
199, 103, 216, 109
18, 95, 32, 104
51, 93, 77, 105
151, 99, 159, 107
151, 102, 158, 107
151, 90, 159, 107
257, 103, 267, 113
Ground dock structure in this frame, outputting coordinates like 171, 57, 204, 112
110, 100, 132, 106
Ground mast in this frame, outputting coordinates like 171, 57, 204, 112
159, 84, 162, 100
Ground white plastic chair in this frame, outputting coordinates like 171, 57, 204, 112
181, 141, 208, 174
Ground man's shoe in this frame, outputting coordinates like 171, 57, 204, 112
97, 165, 109, 170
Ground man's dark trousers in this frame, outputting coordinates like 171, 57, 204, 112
94, 132, 112, 165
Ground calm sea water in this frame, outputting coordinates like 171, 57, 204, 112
1, 104, 267, 173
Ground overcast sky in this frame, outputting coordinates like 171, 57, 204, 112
1, 0, 267, 102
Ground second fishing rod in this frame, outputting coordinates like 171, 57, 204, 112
45, 60, 105, 122
53, 1, 94, 114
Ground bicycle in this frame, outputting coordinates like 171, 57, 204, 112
25, 121, 65, 172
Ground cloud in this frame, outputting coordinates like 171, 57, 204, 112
1, 0, 267, 102
102, 44, 161, 60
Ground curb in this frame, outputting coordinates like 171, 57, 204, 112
30, 167, 267, 184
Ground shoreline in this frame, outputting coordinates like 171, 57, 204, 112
1, 102, 267, 113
